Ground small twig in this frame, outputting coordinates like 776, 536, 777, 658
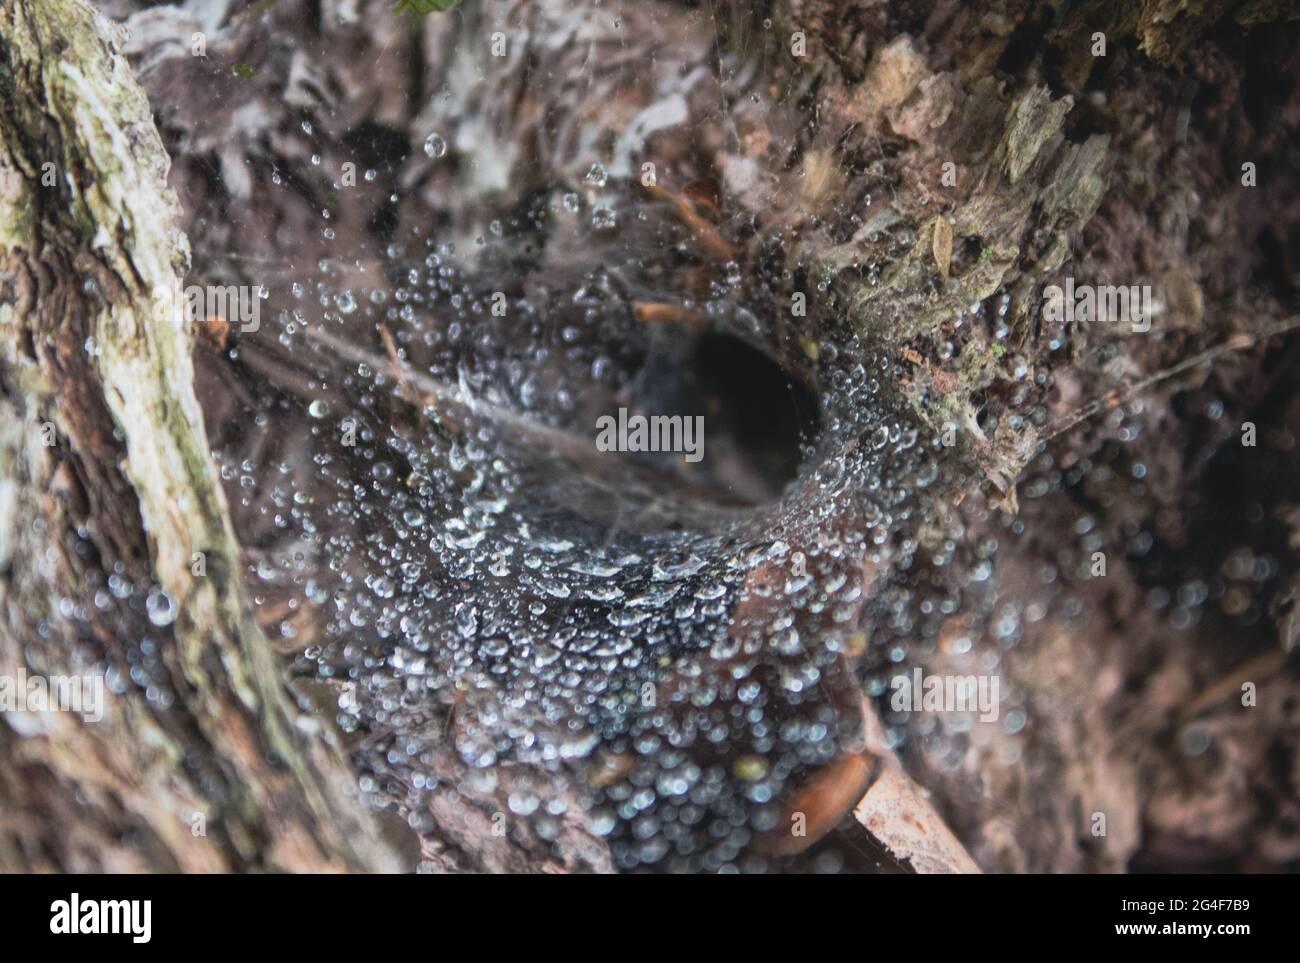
377, 322, 418, 403
297, 324, 759, 508
1043, 314, 1300, 442
236, 338, 324, 401
644, 182, 739, 262
1178, 648, 1293, 723
304, 324, 596, 458
633, 301, 709, 330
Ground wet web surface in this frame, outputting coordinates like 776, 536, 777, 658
172, 1, 1001, 873
218, 205, 942, 869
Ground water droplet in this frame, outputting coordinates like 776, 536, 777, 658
146, 587, 176, 627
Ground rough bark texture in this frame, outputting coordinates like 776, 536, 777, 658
0, 0, 398, 872
3, 0, 1298, 873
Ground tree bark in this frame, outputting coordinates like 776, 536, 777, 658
0, 0, 398, 872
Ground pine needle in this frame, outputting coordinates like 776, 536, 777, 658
1043, 314, 1300, 441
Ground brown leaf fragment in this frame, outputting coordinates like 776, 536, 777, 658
759, 752, 880, 856
196, 313, 230, 351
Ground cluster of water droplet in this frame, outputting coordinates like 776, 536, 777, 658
217, 161, 957, 869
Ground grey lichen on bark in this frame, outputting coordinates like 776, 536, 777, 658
0, 0, 399, 871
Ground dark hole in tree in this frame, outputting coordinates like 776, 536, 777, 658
688, 331, 820, 504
